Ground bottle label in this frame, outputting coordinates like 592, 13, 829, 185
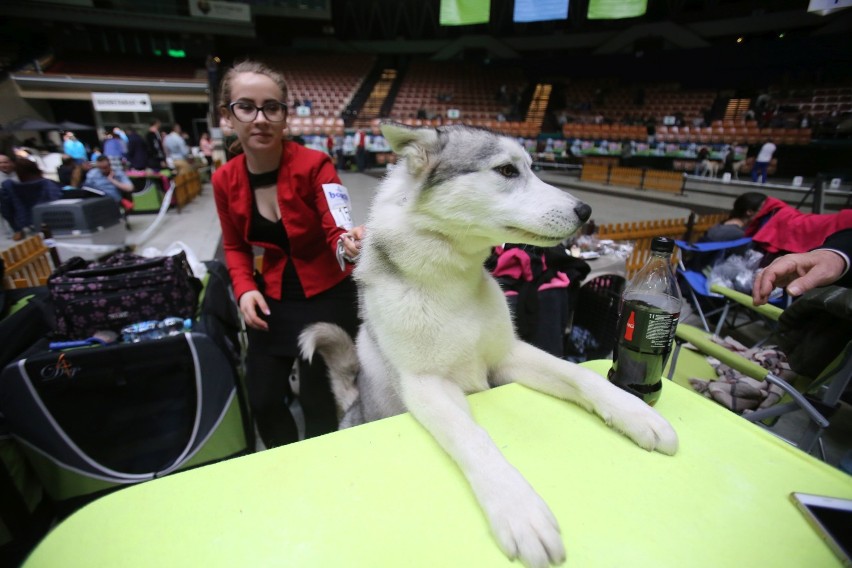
617, 301, 679, 354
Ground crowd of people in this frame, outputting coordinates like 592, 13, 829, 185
0, 119, 212, 241
60, 121, 201, 175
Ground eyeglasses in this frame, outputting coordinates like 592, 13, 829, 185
228, 101, 288, 123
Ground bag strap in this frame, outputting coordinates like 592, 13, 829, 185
7, 335, 219, 483
48, 256, 90, 280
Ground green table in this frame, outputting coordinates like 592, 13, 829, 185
24, 361, 852, 567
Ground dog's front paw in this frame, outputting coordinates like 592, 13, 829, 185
471, 466, 565, 568
578, 371, 677, 455
589, 378, 678, 455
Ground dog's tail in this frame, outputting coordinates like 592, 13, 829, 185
298, 323, 360, 416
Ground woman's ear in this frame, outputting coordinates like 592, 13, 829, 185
219, 106, 233, 130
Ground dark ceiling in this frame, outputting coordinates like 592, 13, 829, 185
1, 0, 849, 81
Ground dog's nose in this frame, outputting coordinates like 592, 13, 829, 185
574, 202, 592, 223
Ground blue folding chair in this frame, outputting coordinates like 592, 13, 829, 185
674, 237, 753, 334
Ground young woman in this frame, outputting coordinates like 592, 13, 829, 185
212, 60, 362, 449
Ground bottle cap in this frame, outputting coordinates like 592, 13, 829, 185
651, 237, 675, 253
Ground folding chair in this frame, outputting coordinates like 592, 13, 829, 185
674, 237, 752, 334
708, 283, 787, 347
667, 286, 852, 461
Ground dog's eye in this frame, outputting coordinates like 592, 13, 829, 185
494, 164, 519, 178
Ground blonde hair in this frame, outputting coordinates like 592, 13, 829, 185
218, 60, 289, 155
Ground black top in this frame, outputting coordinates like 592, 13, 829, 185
823, 228, 852, 288
247, 168, 305, 299
241, 167, 359, 357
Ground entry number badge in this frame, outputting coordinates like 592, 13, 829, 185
322, 183, 354, 230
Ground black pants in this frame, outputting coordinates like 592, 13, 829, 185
245, 349, 339, 449
356, 147, 366, 172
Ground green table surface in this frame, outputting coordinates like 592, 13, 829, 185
24, 361, 852, 567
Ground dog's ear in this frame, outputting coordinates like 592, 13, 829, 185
381, 122, 439, 177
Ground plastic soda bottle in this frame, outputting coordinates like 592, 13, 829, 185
121, 317, 192, 343
608, 237, 682, 405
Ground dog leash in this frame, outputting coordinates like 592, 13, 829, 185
336, 234, 360, 271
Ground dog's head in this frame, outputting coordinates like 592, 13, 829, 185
380, 123, 591, 247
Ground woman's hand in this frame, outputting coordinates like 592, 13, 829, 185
341, 225, 365, 259
239, 290, 270, 331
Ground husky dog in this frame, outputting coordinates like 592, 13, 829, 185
300, 124, 678, 568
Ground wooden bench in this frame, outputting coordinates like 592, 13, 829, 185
643, 170, 685, 193
173, 170, 202, 211
580, 163, 686, 194
608, 166, 643, 188
580, 163, 609, 183
1, 234, 59, 289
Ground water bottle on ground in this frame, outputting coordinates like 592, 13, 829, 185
608, 237, 682, 405
121, 317, 192, 343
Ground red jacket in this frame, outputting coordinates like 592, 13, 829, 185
212, 141, 351, 301
746, 196, 852, 254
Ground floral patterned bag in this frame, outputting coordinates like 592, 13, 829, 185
47, 252, 202, 340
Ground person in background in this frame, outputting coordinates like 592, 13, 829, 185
90, 146, 102, 161
219, 116, 239, 162
680, 192, 767, 274
743, 194, 852, 260
753, 228, 852, 306
0, 154, 18, 185
125, 127, 148, 171
0, 157, 63, 240
340, 133, 354, 170
164, 123, 192, 173
212, 60, 362, 449
721, 145, 736, 177
694, 146, 709, 175
325, 133, 334, 158
199, 132, 214, 167
102, 127, 127, 171
57, 155, 83, 188
84, 155, 133, 206
112, 126, 129, 145
164, 124, 190, 162
354, 128, 367, 172
146, 119, 167, 170
751, 138, 776, 184
702, 192, 766, 243
62, 131, 88, 164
